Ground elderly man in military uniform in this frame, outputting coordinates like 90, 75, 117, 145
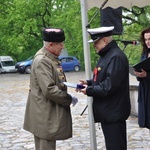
23, 28, 78, 150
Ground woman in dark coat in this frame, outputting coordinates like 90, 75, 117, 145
134, 27, 150, 129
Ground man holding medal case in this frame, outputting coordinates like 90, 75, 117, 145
76, 26, 131, 150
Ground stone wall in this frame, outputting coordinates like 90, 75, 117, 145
130, 85, 138, 116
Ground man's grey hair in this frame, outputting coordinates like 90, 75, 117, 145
106, 36, 113, 43
43, 41, 50, 47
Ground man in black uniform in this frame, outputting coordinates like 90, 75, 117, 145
79, 26, 131, 150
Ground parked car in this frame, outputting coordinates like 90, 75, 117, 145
0, 56, 17, 73
59, 56, 81, 72
15, 56, 33, 74
16, 56, 81, 74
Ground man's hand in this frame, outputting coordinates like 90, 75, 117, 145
80, 85, 87, 95
76, 80, 87, 95
79, 80, 87, 85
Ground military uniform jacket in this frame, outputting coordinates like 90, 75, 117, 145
23, 47, 72, 140
86, 40, 131, 123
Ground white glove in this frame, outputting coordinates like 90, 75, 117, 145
71, 96, 78, 106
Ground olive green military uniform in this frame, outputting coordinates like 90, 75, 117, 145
23, 47, 72, 149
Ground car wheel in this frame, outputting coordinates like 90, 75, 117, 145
74, 66, 80, 72
25, 66, 31, 74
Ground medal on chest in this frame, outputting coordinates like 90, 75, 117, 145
93, 67, 101, 81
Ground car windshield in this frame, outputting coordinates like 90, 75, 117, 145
1, 61, 15, 66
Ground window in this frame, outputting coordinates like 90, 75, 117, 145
67, 58, 73, 62
1, 61, 14, 67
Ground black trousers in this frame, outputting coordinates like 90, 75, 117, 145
101, 121, 127, 150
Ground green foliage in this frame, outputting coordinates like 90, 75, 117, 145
0, 0, 149, 69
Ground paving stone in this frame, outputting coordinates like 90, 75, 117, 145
0, 72, 150, 150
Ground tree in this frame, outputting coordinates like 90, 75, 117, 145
87, 6, 150, 66
0, 0, 149, 69
0, 0, 84, 63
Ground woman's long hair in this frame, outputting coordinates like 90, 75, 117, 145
140, 27, 150, 54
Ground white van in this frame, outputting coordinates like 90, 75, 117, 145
0, 56, 17, 73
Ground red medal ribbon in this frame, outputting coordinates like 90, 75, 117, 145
93, 67, 98, 81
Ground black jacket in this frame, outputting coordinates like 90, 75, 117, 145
86, 40, 131, 123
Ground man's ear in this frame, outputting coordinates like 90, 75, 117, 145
103, 37, 108, 44
49, 42, 53, 47
103, 37, 108, 47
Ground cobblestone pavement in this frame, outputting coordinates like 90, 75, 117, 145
0, 72, 150, 150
